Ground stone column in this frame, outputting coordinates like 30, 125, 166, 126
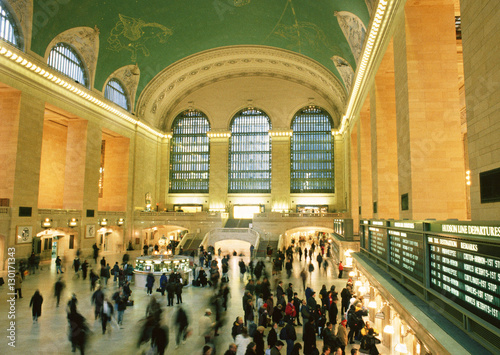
208, 132, 230, 211
270, 130, 292, 211
334, 134, 346, 213
98, 136, 130, 212
373, 40, 399, 219
80, 121, 102, 250
394, 1, 466, 220
9, 93, 45, 255
359, 95, 373, 219
350, 123, 359, 228
63, 120, 88, 210
158, 137, 171, 211
461, 0, 500, 220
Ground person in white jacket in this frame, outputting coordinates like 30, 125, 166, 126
200, 308, 214, 344
235, 326, 252, 355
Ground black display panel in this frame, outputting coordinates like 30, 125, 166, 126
428, 236, 500, 328
368, 227, 387, 260
389, 230, 424, 283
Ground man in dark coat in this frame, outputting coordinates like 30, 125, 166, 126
166, 281, 176, 306
322, 322, 337, 351
54, 277, 65, 307
282, 318, 297, 355
293, 293, 302, 325
151, 324, 169, 355
267, 322, 278, 349
29, 290, 43, 322
91, 286, 104, 320
303, 317, 317, 355
175, 281, 183, 304
146, 273, 155, 295
253, 325, 266, 355
329, 298, 339, 325
81, 260, 89, 280
175, 306, 189, 346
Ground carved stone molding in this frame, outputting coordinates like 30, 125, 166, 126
8, 0, 32, 49
335, 11, 366, 65
365, 0, 376, 17
103, 64, 140, 111
332, 56, 354, 95
136, 45, 347, 130
44, 26, 100, 88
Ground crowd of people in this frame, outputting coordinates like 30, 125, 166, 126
17, 237, 382, 355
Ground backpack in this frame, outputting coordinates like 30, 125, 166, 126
279, 326, 287, 340
248, 322, 257, 337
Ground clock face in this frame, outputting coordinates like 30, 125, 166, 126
21, 228, 31, 241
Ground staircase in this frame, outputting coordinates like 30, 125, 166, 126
224, 218, 252, 228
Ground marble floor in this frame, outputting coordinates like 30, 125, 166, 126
0, 250, 390, 355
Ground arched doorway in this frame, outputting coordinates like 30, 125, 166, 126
141, 225, 188, 255
214, 239, 251, 257
36, 228, 80, 262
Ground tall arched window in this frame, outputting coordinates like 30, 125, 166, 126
169, 110, 210, 193
229, 108, 271, 193
0, 1, 22, 48
290, 106, 334, 193
104, 79, 130, 111
48, 42, 89, 87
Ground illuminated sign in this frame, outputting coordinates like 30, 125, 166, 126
441, 224, 500, 237
428, 236, 500, 327
389, 232, 424, 282
394, 222, 415, 229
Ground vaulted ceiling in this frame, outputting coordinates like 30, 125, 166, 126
30, 0, 374, 107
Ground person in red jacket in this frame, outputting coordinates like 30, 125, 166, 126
338, 261, 344, 278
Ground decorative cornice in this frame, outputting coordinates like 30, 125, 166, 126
269, 129, 293, 138
207, 130, 231, 139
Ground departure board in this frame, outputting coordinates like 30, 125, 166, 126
368, 227, 387, 260
428, 236, 500, 327
389, 230, 424, 283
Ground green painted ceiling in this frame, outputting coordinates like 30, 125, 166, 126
31, 0, 370, 102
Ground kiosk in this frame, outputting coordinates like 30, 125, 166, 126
134, 254, 193, 287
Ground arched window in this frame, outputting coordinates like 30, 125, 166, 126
169, 110, 210, 193
290, 106, 334, 193
104, 79, 130, 111
229, 108, 271, 193
0, 1, 22, 48
47, 42, 88, 87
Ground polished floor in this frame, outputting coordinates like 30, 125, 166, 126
0, 250, 390, 355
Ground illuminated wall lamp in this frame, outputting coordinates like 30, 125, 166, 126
368, 301, 377, 308
395, 343, 408, 354
375, 311, 385, 319
383, 324, 394, 334
117, 218, 125, 226
355, 280, 362, 287
42, 218, 52, 228
68, 218, 78, 227
99, 218, 108, 226
348, 271, 356, 277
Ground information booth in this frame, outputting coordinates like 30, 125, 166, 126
134, 254, 193, 286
